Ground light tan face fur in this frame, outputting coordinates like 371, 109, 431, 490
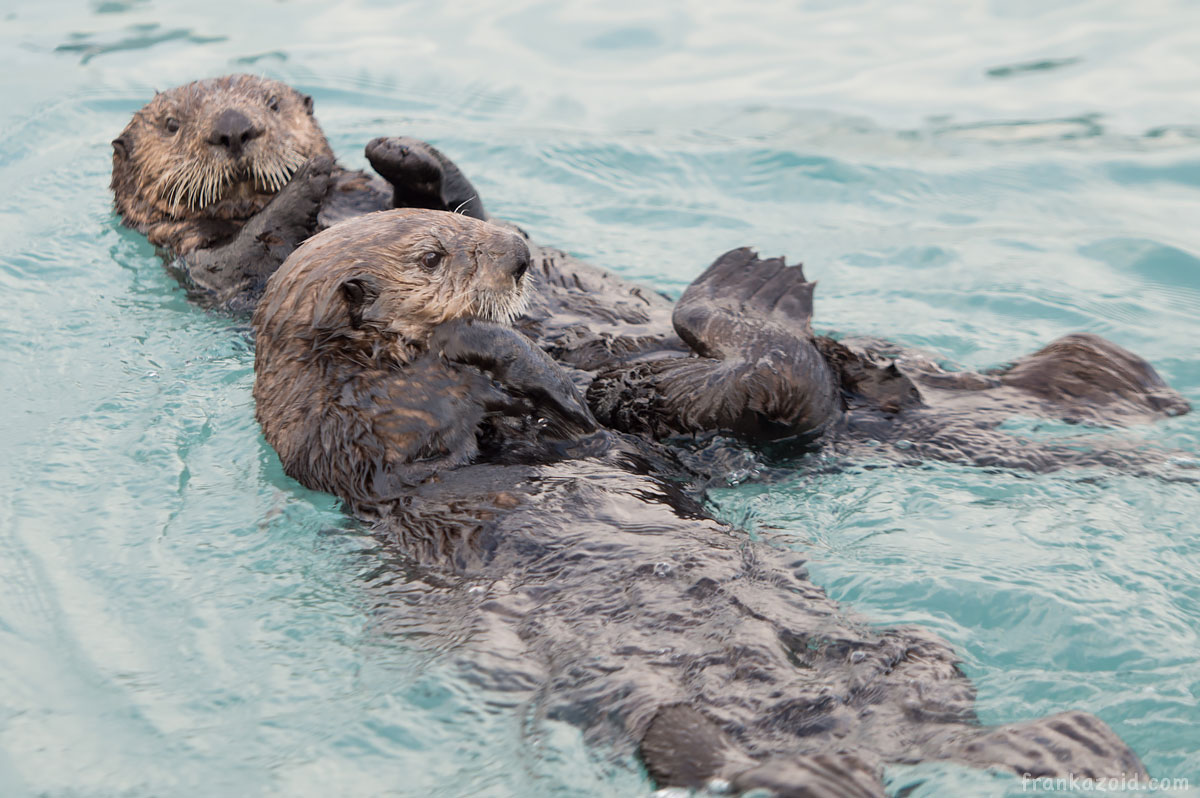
255, 209, 531, 364
111, 74, 333, 221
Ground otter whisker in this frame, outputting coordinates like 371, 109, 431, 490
261, 159, 282, 193
452, 196, 478, 216
195, 162, 211, 210
251, 145, 304, 194
164, 166, 191, 214
472, 282, 529, 325
199, 162, 212, 209
168, 160, 203, 212
154, 153, 246, 213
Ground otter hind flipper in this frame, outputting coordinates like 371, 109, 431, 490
641, 704, 888, 798
588, 248, 840, 442
673, 248, 816, 359
934, 710, 1148, 781
587, 356, 828, 441
996, 332, 1190, 423
640, 704, 747, 789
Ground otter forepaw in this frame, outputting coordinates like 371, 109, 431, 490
366, 137, 487, 219
431, 319, 597, 435
258, 155, 334, 240
282, 155, 334, 210
293, 153, 335, 183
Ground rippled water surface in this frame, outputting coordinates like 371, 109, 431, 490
1, 2, 1198, 796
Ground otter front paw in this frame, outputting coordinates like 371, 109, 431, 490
430, 319, 597, 435
260, 155, 334, 240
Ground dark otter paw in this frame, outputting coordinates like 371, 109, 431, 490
366, 136, 487, 219
366, 136, 447, 206
185, 155, 335, 301
257, 154, 334, 244
430, 319, 597, 435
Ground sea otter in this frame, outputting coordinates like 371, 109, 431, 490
252, 208, 1149, 796
111, 74, 484, 310
114, 76, 1188, 475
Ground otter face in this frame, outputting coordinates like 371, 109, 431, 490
255, 209, 531, 365
111, 74, 333, 221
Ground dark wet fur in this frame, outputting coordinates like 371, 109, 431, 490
253, 215, 1154, 796
351, 441, 1149, 796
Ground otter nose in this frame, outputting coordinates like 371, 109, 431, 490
511, 249, 530, 281
209, 109, 262, 158
477, 234, 531, 287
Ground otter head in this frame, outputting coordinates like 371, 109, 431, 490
111, 74, 334, 223
253, 209, 531, 487
254, 209, 531, 370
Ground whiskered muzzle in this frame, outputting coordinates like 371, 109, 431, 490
472, 278, 529, 325
247, 143, 307, 195
466, 231, 532, 324
152, 142, 306, 213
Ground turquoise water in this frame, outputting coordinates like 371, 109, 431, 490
1, 1, 1198, 795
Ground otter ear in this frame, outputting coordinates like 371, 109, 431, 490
111, 136, 130, 160
302, 94, 314, 115
341, 275, 380, 329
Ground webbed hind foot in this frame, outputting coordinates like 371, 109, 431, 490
933, 710, 1148, 781
672, 247, 818, 360
588, 248, 840, 442
997, 332, 1190, 424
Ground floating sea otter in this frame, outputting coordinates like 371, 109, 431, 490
252, 208, 1152, 797
109, 74, 483, 310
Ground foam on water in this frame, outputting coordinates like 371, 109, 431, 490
1, 1, 1198, 795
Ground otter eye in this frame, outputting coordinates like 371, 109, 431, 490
165, 117, 180, 134
420, 251, 444, 270
267, 95, 280, 112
